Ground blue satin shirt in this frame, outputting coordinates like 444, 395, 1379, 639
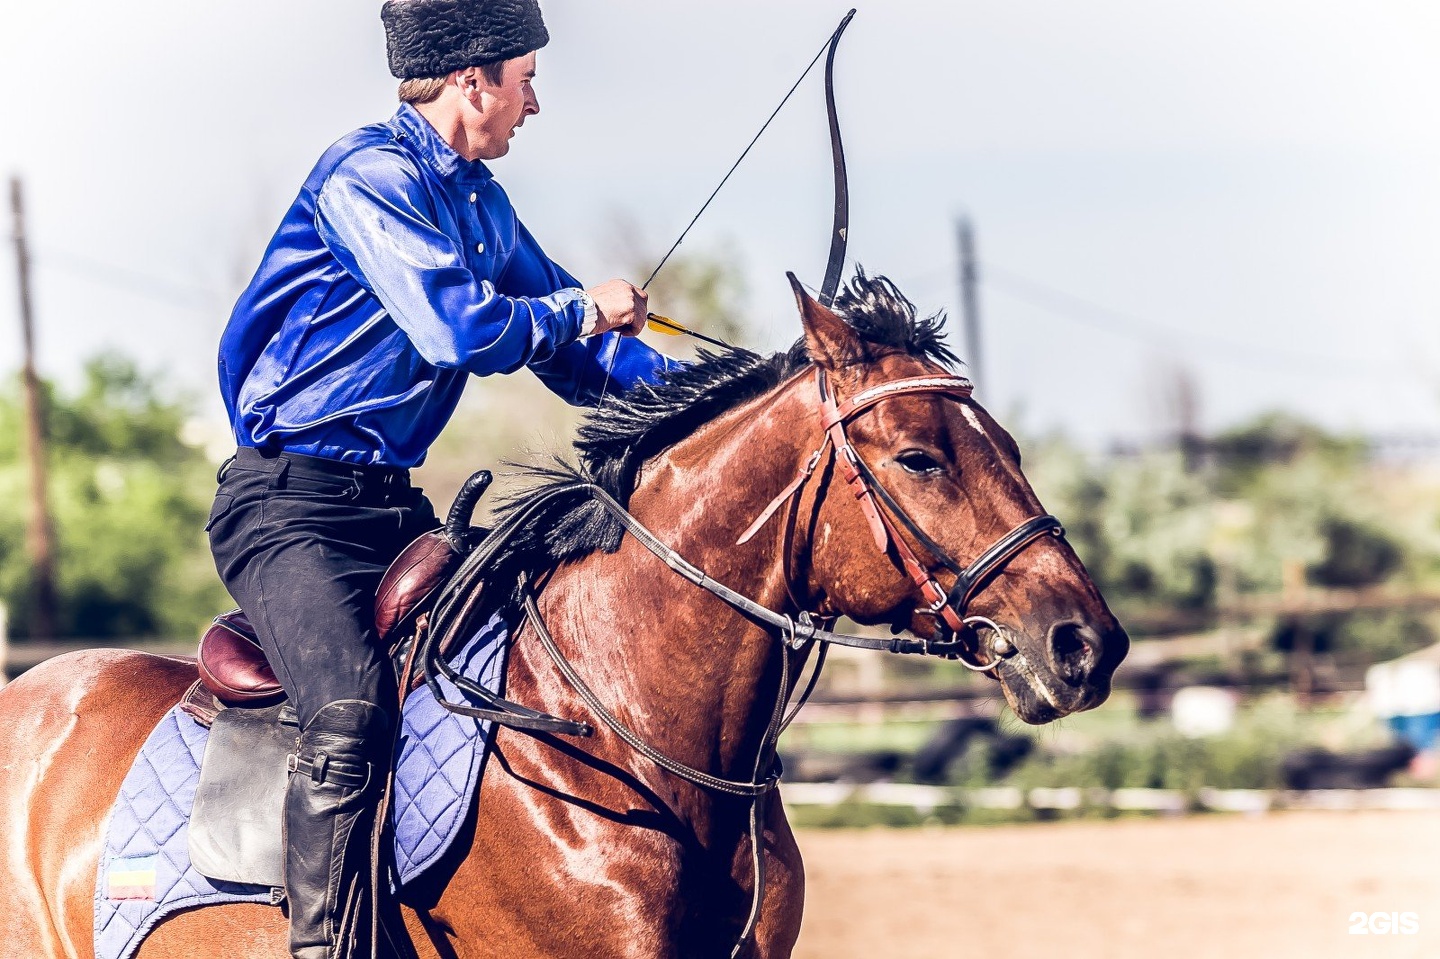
219, 103, 675, 468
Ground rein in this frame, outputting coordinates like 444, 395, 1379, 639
412, 477, 821, 958
411, 363, 1069, 956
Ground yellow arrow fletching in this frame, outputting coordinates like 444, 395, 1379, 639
644, 311, 731, 349
646, 313, 688, 336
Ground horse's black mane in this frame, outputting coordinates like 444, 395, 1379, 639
486, 270, 958, 585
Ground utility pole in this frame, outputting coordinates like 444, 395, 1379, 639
957, 217, 984, 393
10, 176, 57, 642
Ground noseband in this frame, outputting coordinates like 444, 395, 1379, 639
740, 366, 1065, 670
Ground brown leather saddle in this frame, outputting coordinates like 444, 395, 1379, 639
196, 470, 492, 707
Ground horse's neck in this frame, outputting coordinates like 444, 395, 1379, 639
422, 381, 818, 947
533, 379, 814, 793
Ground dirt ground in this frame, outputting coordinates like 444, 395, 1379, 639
793, 812, 1440, 959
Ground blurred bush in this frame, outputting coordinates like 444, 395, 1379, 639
1025, 411, 1440, 662
1272, 609, 1434, 662
965, 697, 1341, 792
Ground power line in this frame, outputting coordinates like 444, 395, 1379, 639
981, 264, 1373, 376
33, 250, 217, 312
905, 258, 1405, 381
21, 244, 1422, 386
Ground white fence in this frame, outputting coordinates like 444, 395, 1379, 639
780, 782, 1440, 814
4, 625, 1435, 816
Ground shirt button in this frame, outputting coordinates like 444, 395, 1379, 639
469, 192, 478, 203
476, 242, 485, 254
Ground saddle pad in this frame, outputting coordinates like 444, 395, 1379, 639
92, 706, 274, 959
94, 611, 510, 959
392, 609, 508, 884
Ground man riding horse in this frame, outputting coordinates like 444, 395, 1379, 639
210, 2, 676, 955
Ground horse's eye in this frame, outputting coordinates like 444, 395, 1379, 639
896, 449, 944, 475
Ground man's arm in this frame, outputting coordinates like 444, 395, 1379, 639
314, 149, 585, 376
500, 220, 683, 406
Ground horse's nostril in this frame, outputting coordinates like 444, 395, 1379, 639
1048, 621, 1097, 685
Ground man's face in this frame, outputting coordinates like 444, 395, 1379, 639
468, 52, 540, 160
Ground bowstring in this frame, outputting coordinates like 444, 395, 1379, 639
639, 21, 846, 294
597, 17, 847, 410
595, 328, 620, 412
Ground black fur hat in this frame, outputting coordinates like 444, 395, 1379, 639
381, 0, 550, 79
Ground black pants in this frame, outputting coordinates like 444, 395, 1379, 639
207, 446, 439, 730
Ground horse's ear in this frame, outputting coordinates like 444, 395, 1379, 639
788, 272, 858, 370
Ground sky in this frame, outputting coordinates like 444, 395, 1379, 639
1, 0, 1438, 447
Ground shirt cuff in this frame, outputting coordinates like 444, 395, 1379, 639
577, 289, 599, 336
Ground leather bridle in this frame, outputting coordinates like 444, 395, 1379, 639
420, 359, 1070, 744
740, 364, 1065, 669
416, 361, 1071, 959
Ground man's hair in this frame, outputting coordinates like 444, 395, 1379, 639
398, 61, 506, 104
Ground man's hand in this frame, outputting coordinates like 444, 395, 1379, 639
585, 280, 648, 337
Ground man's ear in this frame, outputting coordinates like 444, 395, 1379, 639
788, 272, 858, 370
456, 67, 482, 103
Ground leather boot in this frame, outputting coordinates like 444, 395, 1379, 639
283, 699, 390, 959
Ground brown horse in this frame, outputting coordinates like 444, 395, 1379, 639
0, 274, 1128, 958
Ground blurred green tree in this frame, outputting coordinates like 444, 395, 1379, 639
1026, 441, 1218, 610
0, 358, 228, 640
1025, 411, 1436, 639
634, 241, 750, 358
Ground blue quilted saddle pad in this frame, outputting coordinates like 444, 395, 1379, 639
94, 610, 508, 959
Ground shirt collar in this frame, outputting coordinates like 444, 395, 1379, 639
389, 103, 494, 183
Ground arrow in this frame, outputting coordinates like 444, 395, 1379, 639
645, 312, 734, 350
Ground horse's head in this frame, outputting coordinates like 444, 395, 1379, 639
509, 270, 1125, 724
785, 273, 1128, 723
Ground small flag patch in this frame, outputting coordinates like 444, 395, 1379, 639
107, 855, 158, 901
